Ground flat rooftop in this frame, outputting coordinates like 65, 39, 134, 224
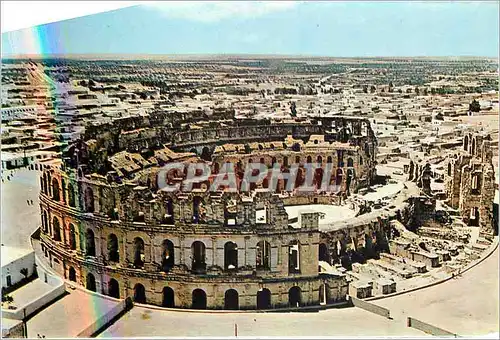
1, 245, 34, 267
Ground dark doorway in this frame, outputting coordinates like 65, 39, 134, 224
134, 237, 145, 268
192, 289, 207, 309
161, 239, 175, 272
288, 286, 302, 307
224, 241, 238, 271
86, 229, 96, 256
257, 288, 271, 309
108, 234, 119, 262
68, 267, 76, 282
191, 241, 206, 273
224, 289, 239, 310
133, 283, 146, 303
108, 279, 120, 299
162, 287, 175, 308
86, 273, 96, 292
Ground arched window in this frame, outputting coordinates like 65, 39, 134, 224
61, 179, 66, 203
256, 241, 271, 270
464, 135, 469, 151
257, 288, 271, 310
192, 289, 207, 309
224, 289, 239, 310
69, 224, 77, 250
317, 156, 322, 164
471, 138, 476, 155
347, 157, 354, 167
43, 173, 48, 194
133, 237, 145, 268
86, 273, 96, 292
108, 279, 120, 299
42, 211, 48, 233
84, 187, 94, 213
306, 155, 312, 163
191, 241, 206, 273
86, 229, 96, 257
448, 163, 452, 176
327, 156, 332, 164
161, 239, 175, 272
53, 217, 61, 242
288, 241, 300, 274
68, 183, 76, 208
108, 234, 119, 262
162, 287, 175, 308
283, 156, 289, 167
224, 242, 238, 271
133, 283, 146, 303
52, 178, 60, 202
295, 156, 300, 164
68, 267, 76, 282
288, 286, 302, 307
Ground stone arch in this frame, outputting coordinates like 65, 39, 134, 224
52, 217, 61, 242
42, 211, 48, 233
224, 289, 239, 310
108, 234, 119, 262
256, 240, 271, 269
161, 239, 175, 272
224, 241, 238, 271
108, 279, 120, 299
191, 241, 206, 273
68, 183, 76, 207
192, 289, 207, 309
162, 287, 175, 307
133, 237, 145, 268
86, 229, 96, 256
68, 267, 76, 282
52, 178, 60, 202
84, 187, 95, 213
69, 223, 77, 250
288, 286, 302, 307
133, 283, 146, 303
257, 288, 271, 309
86, 273, 96, 292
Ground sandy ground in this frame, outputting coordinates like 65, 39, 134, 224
26, 288, 119, 338
1, 168, 41, 249
98, 306, 426, 337
374, 246, 499, 336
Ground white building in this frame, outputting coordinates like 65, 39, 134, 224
1, 246, 35, 289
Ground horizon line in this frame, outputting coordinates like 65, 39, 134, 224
1, 53, 498, 61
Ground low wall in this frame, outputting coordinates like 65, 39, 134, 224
76, 297, 133, 338
407, 317, 458, 337
350, 296, 390, 319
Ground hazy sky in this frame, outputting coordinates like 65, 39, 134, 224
1, 1, 499, 57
